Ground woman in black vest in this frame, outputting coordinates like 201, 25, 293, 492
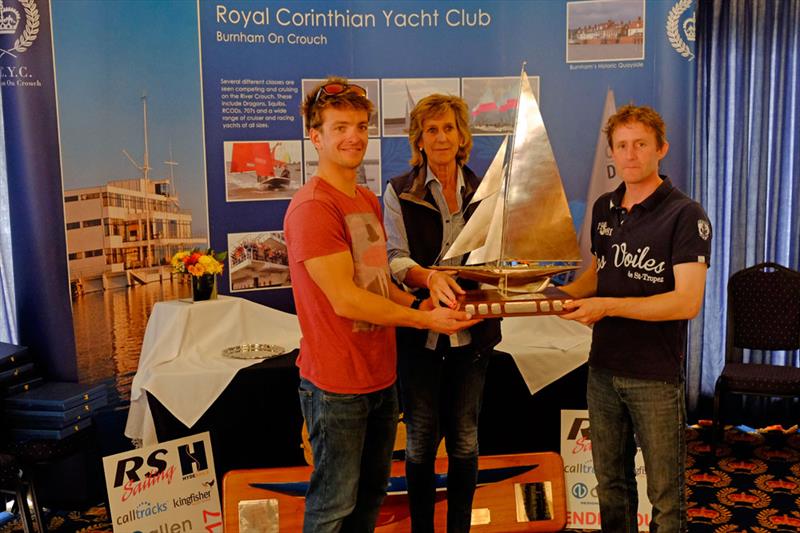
383, 94, 501, 533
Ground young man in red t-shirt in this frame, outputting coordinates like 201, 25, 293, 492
284, 77, 479, 533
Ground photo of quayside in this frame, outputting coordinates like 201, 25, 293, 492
225, 140, 303, 201
228, 231, 290, 291
64, 97, 208, 393
462, 77, 540, 135
567, 0, 645, 63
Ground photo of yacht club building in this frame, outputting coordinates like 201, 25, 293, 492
64, 176, 207, 294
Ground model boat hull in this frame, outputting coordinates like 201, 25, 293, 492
431, 264, 578, 287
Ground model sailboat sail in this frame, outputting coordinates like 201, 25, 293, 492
437, 66, 580, 288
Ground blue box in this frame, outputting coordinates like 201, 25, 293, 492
5, 377, 43, 396
5, 382, 107, 411
0, 363, 36, 388
10, 417, 92, 441
0, 342, 31, 371
6, 396, 108, 429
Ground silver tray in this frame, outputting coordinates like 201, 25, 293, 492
222, 344, 285, 360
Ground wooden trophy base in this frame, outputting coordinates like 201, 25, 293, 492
458, 287, 572, 317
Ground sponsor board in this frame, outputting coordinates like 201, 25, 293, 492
560, 410, 651, 529
102, 432, 222, 533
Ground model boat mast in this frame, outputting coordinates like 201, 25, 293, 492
435, 63, 581, 291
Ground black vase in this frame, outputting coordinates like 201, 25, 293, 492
192, 275, 217, 302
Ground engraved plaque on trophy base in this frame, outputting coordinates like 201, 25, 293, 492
457, 287, 572, 317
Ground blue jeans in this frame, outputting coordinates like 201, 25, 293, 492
398, 345, 490, 533
587, 367, 686, 533
298, 379, 399, 533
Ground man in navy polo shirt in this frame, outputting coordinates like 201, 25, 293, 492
562, 104, 711, 532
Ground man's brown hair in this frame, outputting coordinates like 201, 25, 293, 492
301, 77, 373, 133
408, 94, 473, 167
605, 104, 667, 149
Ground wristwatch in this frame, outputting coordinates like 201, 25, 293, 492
410, 297, 424, 310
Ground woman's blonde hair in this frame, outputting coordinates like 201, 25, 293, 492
408, 94, 472, 167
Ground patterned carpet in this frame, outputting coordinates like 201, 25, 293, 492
684, 424, 800, 533
0, 505, 111, 533
0, 425, 798, 532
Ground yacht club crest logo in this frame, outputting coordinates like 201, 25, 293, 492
0, 0, 39, 59
698, 219, 710, 241
666, 0, 695, 61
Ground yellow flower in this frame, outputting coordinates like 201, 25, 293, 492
171, 251, 190, 272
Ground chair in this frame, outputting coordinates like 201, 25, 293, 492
0, 453, 45, 533
713, 262, 800, 441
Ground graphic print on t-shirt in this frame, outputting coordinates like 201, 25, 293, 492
609, 242, 667, 285
346, 212, 391, 332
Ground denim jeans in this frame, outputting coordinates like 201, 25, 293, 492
587, 367, 687, 533
398, 345, 490, 533
298, 378, 399, 533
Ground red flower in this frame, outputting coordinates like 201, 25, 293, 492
184, 252, 202, 266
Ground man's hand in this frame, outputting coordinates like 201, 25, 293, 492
423, 306, 482, 335
427, 270, 464, 309
561, 263, 709, 324
560, 298, 608, 326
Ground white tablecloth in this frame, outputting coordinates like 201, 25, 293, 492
124, 297, 591, 446
124, 296, 302, 445
497, 316, 592, 394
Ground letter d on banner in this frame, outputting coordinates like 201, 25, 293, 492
576, 89, 620, 277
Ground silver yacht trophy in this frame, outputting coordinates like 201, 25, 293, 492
432, 65, 581, 317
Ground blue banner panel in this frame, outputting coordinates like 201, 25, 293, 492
12, 0, 695, 388
199, 0, 696, 311
1, 0, 77, 380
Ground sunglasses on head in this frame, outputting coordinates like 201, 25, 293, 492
313, 82, 367, 104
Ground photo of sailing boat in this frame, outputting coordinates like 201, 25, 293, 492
224, 140, 303, 201
462, 76, 540, 135
381, 78, 461, 137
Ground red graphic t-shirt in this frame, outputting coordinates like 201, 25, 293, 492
284, 177, 396, 393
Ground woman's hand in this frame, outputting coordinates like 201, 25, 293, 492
426, 270, 464, 309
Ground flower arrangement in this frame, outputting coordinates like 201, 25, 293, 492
171, 249, 227, 277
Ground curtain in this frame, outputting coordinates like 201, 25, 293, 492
0, 90, 17, 343
688, 0, 800, 413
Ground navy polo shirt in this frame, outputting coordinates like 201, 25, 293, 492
589, 176, 712, 382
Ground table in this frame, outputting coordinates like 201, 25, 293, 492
145, 351, 590, 479
147, 350, 306, 480
126, 298, 592, 473
124, 296, 302, 446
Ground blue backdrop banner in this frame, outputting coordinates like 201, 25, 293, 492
3, 0, 695, 393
